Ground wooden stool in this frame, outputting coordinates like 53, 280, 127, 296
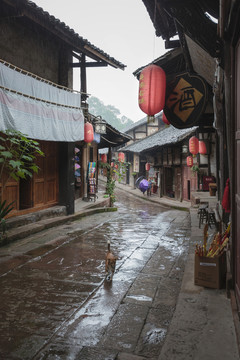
198, 204, 208, 228
207, 208, 216, 228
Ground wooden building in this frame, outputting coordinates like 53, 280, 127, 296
121, 125, 215, 202
0, 0, 126, 217
122, 112, 165, 144
140, 0, 240, 308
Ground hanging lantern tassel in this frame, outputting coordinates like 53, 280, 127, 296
222, 178, 230, 213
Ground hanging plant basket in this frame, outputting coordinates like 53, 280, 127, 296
191, 165, 200, 173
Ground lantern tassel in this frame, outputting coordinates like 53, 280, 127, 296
147, 115, 155, 124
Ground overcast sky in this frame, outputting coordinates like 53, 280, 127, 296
34, 0, 166, 121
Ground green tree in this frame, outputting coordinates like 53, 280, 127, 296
88, 96, 134, 131
0, 129, 44, 235
99, 160, 129, 207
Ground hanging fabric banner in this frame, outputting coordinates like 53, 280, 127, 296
0, 61, 81, 108
0, 88, 84, 142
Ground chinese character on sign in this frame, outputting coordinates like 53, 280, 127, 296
164, 73, 207, 128
166, 78, 203, 123
169, 86, 197, 113
179, 86, 196, 111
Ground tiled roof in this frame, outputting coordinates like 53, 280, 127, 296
5, 0, 125, 70
120, 125, 198, 153
122, 116, 148, 133
122, 112, 162, 133
133, 48, 185, 79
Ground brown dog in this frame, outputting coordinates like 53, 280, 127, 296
105, 240, 117, 281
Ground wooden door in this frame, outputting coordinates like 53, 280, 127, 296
174, 167, 181, 200
235, 39, 240, 304
182, 166, 198, 201
33, 141, 58, 207
164, 167, 174, 197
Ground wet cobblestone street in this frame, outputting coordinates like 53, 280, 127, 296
0, 188, 191, 360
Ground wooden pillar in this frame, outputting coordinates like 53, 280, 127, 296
58, 46, 72, 88
80, 53, 87, 104
83, 145, 88, 199
58, 142, 75, 215
108, 147, 112, 163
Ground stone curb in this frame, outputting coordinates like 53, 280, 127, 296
0, 206, 117, 247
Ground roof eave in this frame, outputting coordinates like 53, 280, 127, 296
3, 0, 126, 70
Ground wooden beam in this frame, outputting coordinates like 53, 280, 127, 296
165, 40, 180, 49
70, 61, 108, 68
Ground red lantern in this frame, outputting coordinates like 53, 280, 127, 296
199, 141, 207, 155
187, 156, 193, 167
84, 122, 94, 144
138, 64, 166, 117
189, 136, 199, 155
145, 162, 150, 171
118, 152, 125, 162
162, 112, 170, 125
101, 154, 107, 163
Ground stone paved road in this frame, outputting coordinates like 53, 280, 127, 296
0, 188, 191, 360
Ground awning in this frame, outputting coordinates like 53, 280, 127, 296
0, 89, 84, 142
0, 61, 84, 142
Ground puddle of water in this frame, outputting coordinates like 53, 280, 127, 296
143, 328, 167, 344
126, 295, 152, 302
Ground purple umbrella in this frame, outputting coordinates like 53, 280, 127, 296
139, 179, 149, 193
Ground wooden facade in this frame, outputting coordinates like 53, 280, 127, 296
149, 144, 198, 201
235, 39, 240, 307
0, 0, 126, 218
140, 0, 240, 309
1, 141, 59, 217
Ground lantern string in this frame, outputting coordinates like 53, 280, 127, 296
152, 0, 157, 59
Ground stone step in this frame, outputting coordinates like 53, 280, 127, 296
5, 205, 67, 230
3, 214, 69, 246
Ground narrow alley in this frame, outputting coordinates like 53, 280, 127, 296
0, 187, 191, 360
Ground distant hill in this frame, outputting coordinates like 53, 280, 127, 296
88, 96, 134, 131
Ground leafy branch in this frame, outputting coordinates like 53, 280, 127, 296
99, 160, 130, 206
0, 129, 44, 198
0, 130, 44, 235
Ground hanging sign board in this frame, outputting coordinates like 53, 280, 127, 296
133, 154, 139, 173
164, 72, 208, 129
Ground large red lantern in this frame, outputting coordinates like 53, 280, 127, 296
118, 152, 125, 162
138, 64, 166, 118
145, 162, 150, 171
101, 154, 107, 163
199, 141, 207, 155
189, 136, 199, 155
84, 122, 94, 144
187, 156, 193, 167
162, 112, 170, 125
